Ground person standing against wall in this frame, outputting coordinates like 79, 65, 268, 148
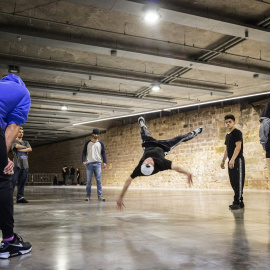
0, 74, 32, 259
221, 114, 245, 210
70, 165, 75, 185
82, 128, 107, 202
76, 168, 80, 186
11, 127, 32, 203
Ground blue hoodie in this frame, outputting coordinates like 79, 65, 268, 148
0, 74, 31, 130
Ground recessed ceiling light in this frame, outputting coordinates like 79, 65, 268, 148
144, 10, 161, 23
152, 83, 161, 91
61, 105, 68, 111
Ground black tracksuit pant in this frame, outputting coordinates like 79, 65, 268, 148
0, 127, 14, 239
140, 126, 196, 154
228, 156, 245, 203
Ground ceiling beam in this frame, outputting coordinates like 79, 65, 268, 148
29, 109, 100, 118
30, 98, 134, 113
0, 63, 233, 96
1, 31, 269, 80
63, 0, 270, 44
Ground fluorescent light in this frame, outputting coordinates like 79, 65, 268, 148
163, 91, 270, 111
144, 10, 161, 23
73, 91, 270, 126
152, 83, 161, 91
61, 105, 68, 111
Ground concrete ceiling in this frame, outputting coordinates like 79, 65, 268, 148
0, 0, 270, 146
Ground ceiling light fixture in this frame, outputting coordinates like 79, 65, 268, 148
151, 83, 161, 91
61, 105, 68, 111
143, 9, 161, 23
8, 65, 20, 73
73, 91, 270, 126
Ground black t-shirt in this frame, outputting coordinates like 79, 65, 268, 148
70, 167, 75, 175
225, 128, 243, 160
130, 147, 172, 179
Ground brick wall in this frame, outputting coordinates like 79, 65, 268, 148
26, 102, 268, 189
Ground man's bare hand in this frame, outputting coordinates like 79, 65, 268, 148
83, 162, 86, 166
103, 163, 107, 168
116, 198, 125, 211
3, 158, 14, 175
220, 161, 225, 169
229, 159, 235, 169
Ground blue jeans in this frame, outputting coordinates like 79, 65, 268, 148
12, 167, 29, 200
86, 162, 102, 197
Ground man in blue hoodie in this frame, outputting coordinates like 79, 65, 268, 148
0, 74, 32, 259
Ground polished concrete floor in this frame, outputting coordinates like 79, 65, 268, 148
1, 186, 270, 270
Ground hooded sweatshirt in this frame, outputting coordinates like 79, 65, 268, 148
0, 74, 31, 130
259, 102, 270, 148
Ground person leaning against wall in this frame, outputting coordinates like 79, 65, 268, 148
0, 74, 32, 259
259, 102, 270, 178
11, 127, 32, 203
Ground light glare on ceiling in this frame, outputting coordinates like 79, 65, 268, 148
144, 10, 161, 23
152, 83, 161, 91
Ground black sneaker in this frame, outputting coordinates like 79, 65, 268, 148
229, 204, 241, 210
17, 198, 28, 203
240, 201, 245, 208
0, 233, 32, 259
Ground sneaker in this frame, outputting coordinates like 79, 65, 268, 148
240, 201, 245, 208
193, 127, 204, 136
85, 196, 90, 202
138, 116, 146, 128
0, 233, 32, 259
17, 198, 28, 203
98, 196, 105, 202
229, 203, 241, 210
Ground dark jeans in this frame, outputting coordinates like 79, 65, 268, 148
140, 126, 195, 154
12, 167, 29, 200
0, 127, 14, 239
228, 157, 245, 203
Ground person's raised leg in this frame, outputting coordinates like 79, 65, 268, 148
157, 127, 204, 154
138, 116, 155, 144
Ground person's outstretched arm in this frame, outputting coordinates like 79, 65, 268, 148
116, 176, 133, 211
171, 164, 193, 187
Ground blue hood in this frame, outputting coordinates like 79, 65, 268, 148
1, 74, 26, 87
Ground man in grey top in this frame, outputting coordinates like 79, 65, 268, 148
82, 128, 107, 202
11, 127, 32, 203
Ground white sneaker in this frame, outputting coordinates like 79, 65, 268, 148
193, 127, 204, 136
98, 196, 105, 202
138, 116, 146, 128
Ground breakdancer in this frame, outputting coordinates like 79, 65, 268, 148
116, 117, 203, 210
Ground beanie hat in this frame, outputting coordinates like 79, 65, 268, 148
141, 163, 154, 176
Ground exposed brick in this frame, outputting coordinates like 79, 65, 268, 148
21, 103, 268, 190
